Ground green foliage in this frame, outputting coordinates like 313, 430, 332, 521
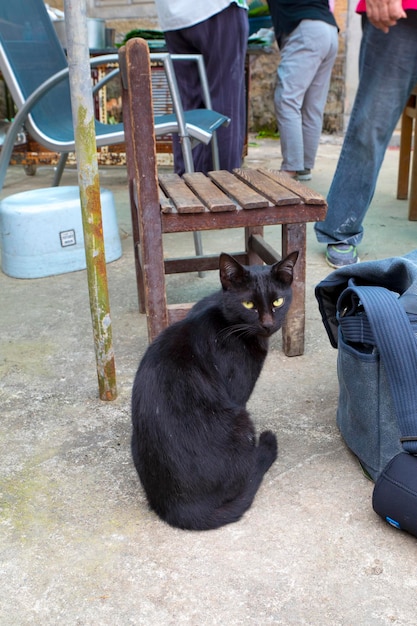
248, 0, 270, 17
256, 129, 280, 139
121, 29, 164, 45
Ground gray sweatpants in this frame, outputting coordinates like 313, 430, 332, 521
275, 19, 338, 172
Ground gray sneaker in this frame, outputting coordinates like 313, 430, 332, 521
326, 243, 359, 268
296, 168, 312, 181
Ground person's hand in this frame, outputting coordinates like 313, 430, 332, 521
366, 0, 407, 32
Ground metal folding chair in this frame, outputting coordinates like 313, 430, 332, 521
0, 0, 230, 194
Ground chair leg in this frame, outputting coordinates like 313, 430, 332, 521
245, 226, 264, 265
53, 153, 69, 186
408, 121, 417, 220
128, 180, 146, 313
193, 231, 203, 256
0, 119, 24, 193
180, 134, 204, 268
397, 111, 413, 200
281, 223, 306, 357
211, 132, 220, 170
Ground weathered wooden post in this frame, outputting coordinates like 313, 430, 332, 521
63, 0, 117, 400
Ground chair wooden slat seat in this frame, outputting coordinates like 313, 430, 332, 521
232, 168, 302, 206
158, 173, 206, 213
258, 169, 328, 205
182, 172, 237, 212
159, 179, 326, 233
208, 170, 269, 209
158, 188, 174, 214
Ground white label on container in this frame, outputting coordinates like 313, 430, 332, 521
60, 229, 76, 247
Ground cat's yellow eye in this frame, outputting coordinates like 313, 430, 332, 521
272, 298, 284, 308
242, 301, 255, 310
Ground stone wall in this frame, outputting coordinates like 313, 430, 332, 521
248, 43, 279, 134
248, 33, 346, 134
248, 0, 348, 134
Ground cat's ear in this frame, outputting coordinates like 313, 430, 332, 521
271, 251, 299, 286
219, 253, 249, 290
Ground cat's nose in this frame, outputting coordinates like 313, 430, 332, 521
260, 314, 275, 332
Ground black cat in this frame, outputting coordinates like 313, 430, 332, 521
131, 251, 299, 530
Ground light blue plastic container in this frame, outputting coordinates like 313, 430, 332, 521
0, 186, 122, 278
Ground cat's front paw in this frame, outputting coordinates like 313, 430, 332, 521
258, 430, 278, 467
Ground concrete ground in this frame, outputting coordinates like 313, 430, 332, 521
1, 135, 417, 625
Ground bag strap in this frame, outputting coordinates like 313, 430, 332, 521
337, 284, 417, 455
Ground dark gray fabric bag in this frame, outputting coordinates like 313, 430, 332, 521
316, 253, 417, 535
335, 282, 417, 480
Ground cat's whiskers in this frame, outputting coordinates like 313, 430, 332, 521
217, 323, 255, 341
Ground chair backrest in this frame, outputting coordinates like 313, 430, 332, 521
0, 0, 74, 142
119, 38, 168, 333
119, 38, 161, 223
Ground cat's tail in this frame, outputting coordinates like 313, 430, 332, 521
165, 430, 278, 531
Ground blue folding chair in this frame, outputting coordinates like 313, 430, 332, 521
0, 0, 230, 193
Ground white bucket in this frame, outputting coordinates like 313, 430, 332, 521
53, 18, 106, 50
0, 186, 122, 278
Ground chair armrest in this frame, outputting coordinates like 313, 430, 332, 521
150, 52, 214, 112
0, 67, 70, 193
13, 56, 121, 118
4, 53, 120, 126
0, 54, 120, 193
92, 68, 119, 95
89, 53, 119, 68
13, 67, 70, 123
169, 54, 214, 111
149, 50, 224, 170
89, 54, 120, 94
149, 52, 189, 141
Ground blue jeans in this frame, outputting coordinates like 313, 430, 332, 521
315, 12, 417, 246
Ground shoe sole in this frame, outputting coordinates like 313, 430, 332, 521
325, 255, 360, 269
296, 174, 312, 181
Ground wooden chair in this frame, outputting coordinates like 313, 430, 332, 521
119, 38, 327, 357
397, 84, 417, 220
